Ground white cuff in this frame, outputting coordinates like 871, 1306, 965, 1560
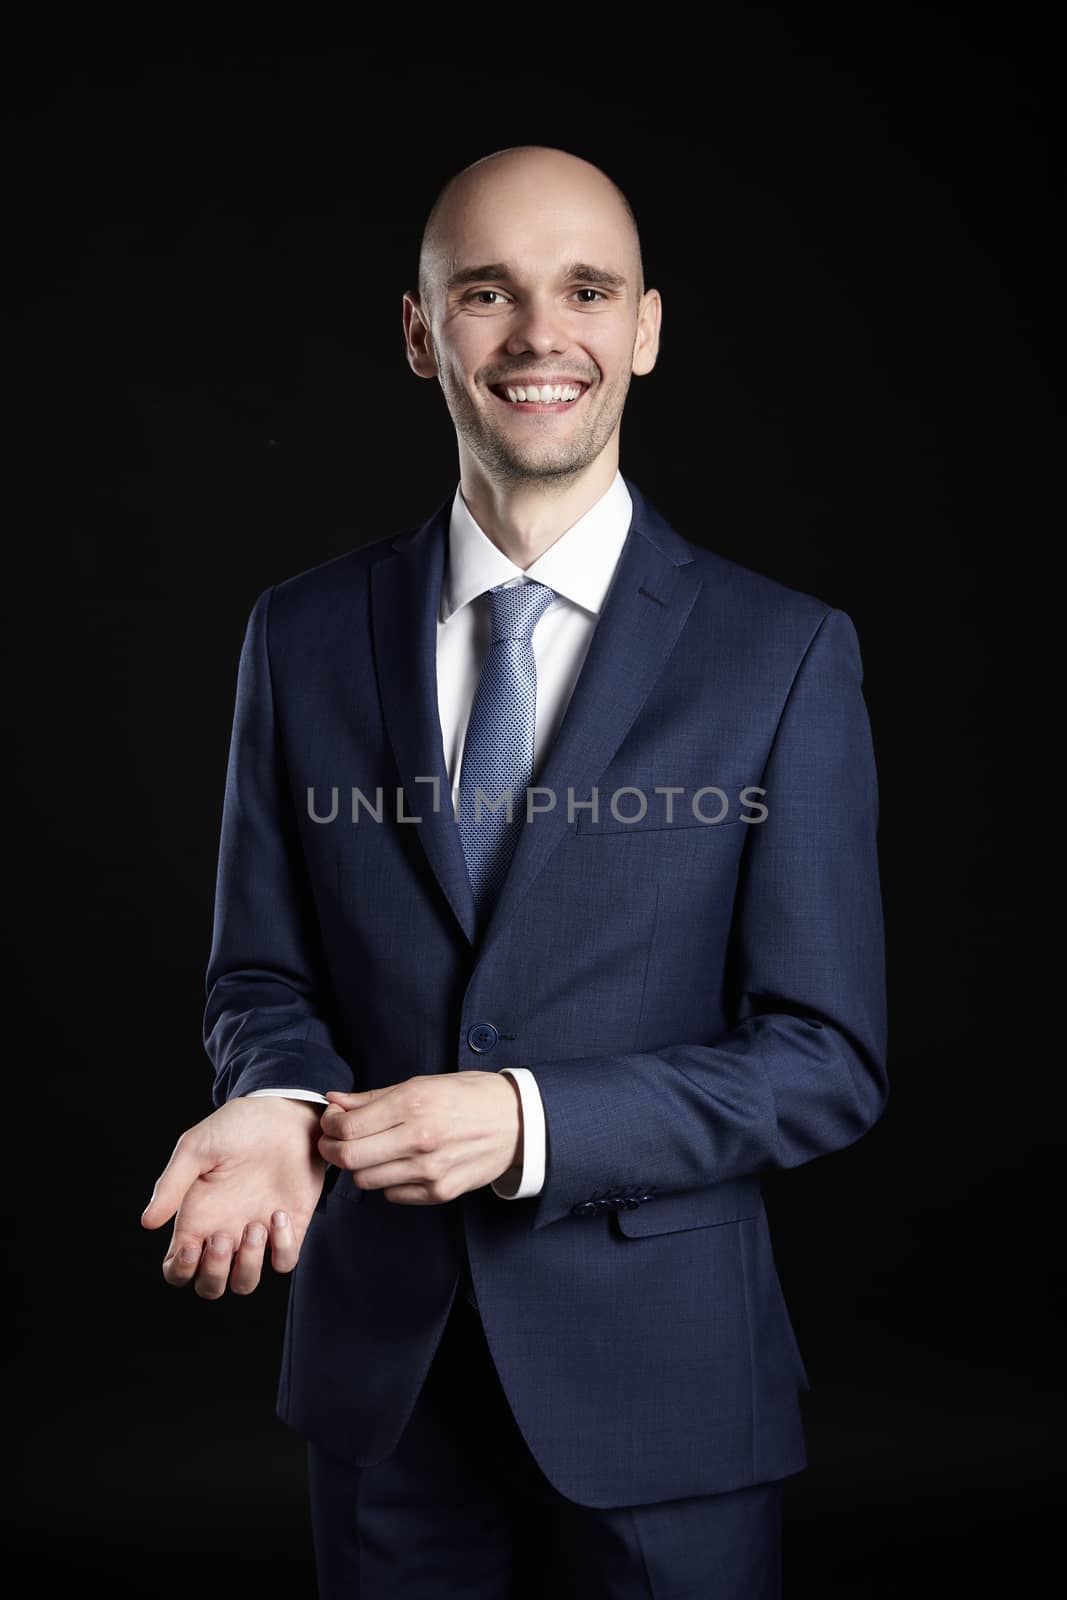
245, 1088, 330, 1104
490, 1068, 546, 1199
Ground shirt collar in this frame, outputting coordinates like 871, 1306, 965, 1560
439, 470, 634, 623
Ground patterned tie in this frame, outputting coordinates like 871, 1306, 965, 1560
454, 579, 556, 1312
457, 579, 557, 924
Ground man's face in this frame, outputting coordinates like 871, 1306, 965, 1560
408, 176, 657, 486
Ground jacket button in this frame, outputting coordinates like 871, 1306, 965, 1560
571, 1202, 598, 1217
467, 1022, 499, 1053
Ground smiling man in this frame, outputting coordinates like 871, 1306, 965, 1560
410, 150, 652, 535
143, 145, 888, 1598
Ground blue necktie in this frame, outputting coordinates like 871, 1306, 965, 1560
457, 580, 557, 923
454, 579, 555, 1309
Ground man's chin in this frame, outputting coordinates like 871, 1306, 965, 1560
476, 433, 594, 480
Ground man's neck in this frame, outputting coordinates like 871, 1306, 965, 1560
458, 458, 619, 570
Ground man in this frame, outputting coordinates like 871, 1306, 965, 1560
142, 144, 888, 1597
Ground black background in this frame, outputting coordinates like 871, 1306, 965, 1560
6, 6, 1058, 1594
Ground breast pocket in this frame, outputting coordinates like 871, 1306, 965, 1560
577, 813, 751, 837
574, 784, 766, 835
612, 1176, 762, 1236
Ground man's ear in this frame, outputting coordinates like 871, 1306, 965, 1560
402, 291, 438, 380
632, 287, 662, 378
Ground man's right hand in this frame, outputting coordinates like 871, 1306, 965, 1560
141, 1096, 329, 1299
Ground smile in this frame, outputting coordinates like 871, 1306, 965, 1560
488, 382, 590, 413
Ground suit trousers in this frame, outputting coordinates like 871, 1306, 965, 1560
305, 1286, 787, 1599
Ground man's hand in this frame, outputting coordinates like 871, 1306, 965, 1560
141, 1096, 328, 1298
320, 1071, 523, 1205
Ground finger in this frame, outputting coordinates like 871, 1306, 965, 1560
268, 1210, 300, 1274
322, 1086, 395, 1126
162, 1237, 205, 1287
319, 1100, 366, 1135
383, 1185, 434, 1205
193, 1232, 236, 1300
355, 1152, 452, 1191
317, 1131, 355, 1165
141, 1143, 204, 1230
318, 1123, 410, 1173
230, 1221, 269, 1296
319, 1107, 406, 1158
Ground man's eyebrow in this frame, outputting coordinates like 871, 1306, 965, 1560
445, 261, 628, 291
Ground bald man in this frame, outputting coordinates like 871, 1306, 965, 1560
143, 145, 888, 1597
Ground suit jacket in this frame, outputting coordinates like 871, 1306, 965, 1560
204, 475, 888, 1508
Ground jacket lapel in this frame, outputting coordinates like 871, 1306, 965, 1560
370, 477, 702, 957
371, 492, 479, 944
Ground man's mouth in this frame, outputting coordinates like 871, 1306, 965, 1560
488, 381, 590, 413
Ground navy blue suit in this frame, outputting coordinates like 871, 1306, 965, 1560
204, 476, 887, 1580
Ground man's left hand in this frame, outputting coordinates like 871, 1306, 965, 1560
319, 1072, 523, 1205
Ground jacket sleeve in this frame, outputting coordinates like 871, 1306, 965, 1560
203, 587, 357, 1106
523, 606, 889, 1230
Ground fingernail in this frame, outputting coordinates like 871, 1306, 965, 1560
246, 1224, 266, 1246
181, 1245, 199, 1262
209, 1233, 232, 1252
273, 1211, 289, 1229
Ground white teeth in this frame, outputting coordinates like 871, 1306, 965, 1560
502, 383, 582, 404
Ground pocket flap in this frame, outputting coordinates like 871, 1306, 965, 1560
613, 1176, 761, 1236
576, 805, 753, 835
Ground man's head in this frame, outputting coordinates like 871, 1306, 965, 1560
403, 146, 660, 490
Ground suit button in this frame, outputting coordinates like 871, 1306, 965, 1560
571, 1202, 598, 1218
467, 1022, 499, 1053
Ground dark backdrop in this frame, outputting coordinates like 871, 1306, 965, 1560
6, 7, 1057, 1595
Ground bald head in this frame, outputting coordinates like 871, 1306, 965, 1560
416, 145, 645, 312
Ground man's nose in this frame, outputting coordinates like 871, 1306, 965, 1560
505, 297, 569, 356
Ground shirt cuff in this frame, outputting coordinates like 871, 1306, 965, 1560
491, 1067, 546, 1199
245, 1089, 330, 1104
245, 1084, 544, 1196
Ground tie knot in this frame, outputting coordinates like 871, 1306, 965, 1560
487, 580, 557, 644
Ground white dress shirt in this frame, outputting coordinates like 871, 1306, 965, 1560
247, 469, 635, 1200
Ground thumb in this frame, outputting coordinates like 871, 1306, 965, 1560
321, 1087, 384, 1127
140, 1142, 204, 1230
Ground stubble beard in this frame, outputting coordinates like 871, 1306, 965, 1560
445, 371, 630, 489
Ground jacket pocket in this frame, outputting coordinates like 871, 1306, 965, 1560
574, 780, 766, 835
578, 812, 754, 836
576, 797, 763, 835
612, 1176, 761, 1236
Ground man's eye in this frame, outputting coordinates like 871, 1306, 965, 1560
465, 287, 607, 305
